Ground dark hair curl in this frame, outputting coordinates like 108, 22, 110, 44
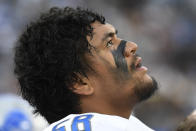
14, 7, 105, 124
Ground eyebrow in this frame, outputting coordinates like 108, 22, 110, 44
102, 29, 118, 42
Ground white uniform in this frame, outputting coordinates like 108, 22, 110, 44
44, 113, 154, 131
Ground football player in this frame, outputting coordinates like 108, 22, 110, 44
14, 7, 158, 131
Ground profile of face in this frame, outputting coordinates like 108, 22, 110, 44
83, 21, 158, 108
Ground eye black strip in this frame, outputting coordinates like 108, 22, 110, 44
111, 40, 128, 72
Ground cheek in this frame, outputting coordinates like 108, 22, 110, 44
98, 50, 116, 68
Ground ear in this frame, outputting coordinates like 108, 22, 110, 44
72, 77, 94, 95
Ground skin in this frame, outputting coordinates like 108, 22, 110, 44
73, 21, 156, 119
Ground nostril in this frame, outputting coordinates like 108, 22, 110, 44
124, 48, 136, 57
130, 50, 136, 55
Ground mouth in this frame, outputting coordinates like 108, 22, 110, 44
135, 57, 142, 68
133, 57, 148, 71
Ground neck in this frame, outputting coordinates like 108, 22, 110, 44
80, 96, 135, 119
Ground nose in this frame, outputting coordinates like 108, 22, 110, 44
124, 41, 138, 57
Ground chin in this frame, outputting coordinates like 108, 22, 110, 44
134, 76, 158, 102
144, 74, 153, 83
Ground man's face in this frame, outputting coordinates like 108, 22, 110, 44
86, 22, 157, 107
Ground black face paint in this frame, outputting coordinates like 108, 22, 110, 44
111, 40, 129, 73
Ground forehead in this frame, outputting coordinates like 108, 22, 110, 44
91, 22, 116, 33
91, 22, 115, 33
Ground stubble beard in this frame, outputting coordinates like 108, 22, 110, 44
94, 47, 158, 102
108, 61, 158, 102
133, 76, 158, 102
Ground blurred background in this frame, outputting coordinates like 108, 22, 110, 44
0, 0, 195, 130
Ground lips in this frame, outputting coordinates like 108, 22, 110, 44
128, 56, 148, 72
132, 56, 148, 72
135, 57, 142, 69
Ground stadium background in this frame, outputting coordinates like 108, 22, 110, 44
0, 0, 195, 130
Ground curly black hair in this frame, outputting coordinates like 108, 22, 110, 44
14, 7, 105, 124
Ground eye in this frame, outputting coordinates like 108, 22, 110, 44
106, 40, 113, 48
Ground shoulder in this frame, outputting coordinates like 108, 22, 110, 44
44, 113, 129, 131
